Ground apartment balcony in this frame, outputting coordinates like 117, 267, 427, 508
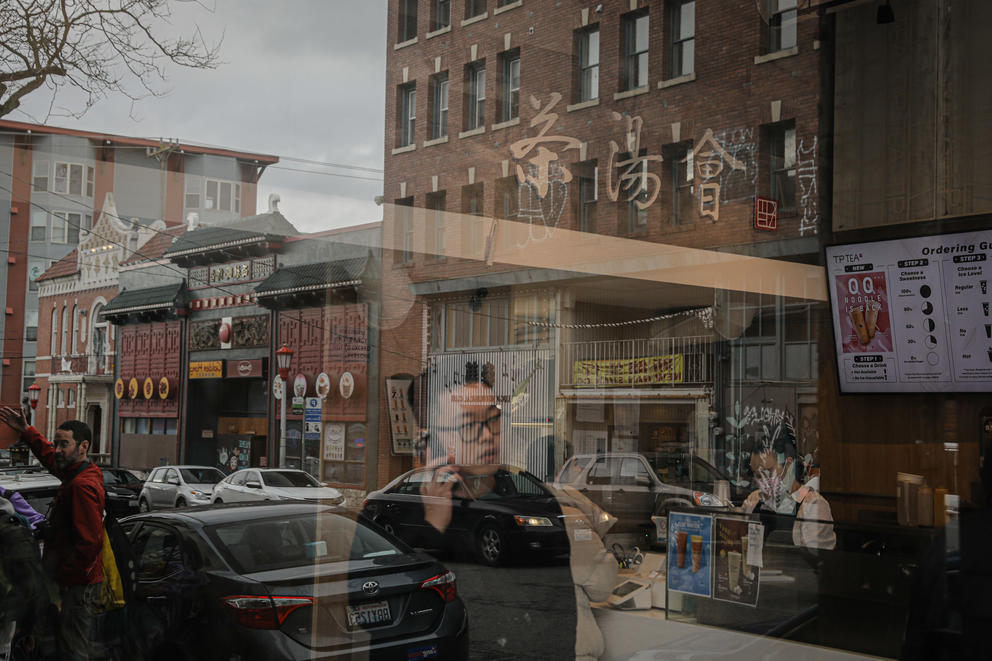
560, 336, 713, 389
51, 353, 113, 378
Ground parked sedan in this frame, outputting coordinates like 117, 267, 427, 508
119, 502, 469, 660
362, 465, 571, 566
211, 469, 344, 505
102, 466, 145, 516
138, 465, 225, 511
555, 453, 730, 537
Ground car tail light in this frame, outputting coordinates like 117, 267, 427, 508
419, 570, 457, 603
222, 595, 313, 629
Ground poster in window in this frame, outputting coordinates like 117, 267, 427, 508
324, 423, 345, 462
667, 512, 713, 598
712, 516, 760, 607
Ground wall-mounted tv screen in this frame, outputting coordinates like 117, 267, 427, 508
825, 229, 992, 393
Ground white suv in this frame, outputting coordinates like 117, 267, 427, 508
138, 465, 225, 511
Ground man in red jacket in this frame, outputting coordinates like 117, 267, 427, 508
0, 407, 105, 661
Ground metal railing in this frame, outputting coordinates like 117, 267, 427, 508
561, 335, 713, 388
52, 353, 112, 376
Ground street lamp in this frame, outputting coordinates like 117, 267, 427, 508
276, 345, 293, 468
27, 383, 41, 409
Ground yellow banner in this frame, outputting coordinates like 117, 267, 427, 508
189, 361, 223, 379
573, 354, 684, 386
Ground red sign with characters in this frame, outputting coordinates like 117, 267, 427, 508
754, 196, 778, 231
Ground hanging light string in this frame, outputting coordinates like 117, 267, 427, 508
523, 306, 713, 329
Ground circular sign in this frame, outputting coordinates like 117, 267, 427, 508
114, 378, 125, 400
316, 372, 332, 400
142, 377, 154, 399
219, 322, 231, 344
127, 377, 139, 400
293, 373, 308, 398
339, 371, 355, 400
158, 377, 172, 400
272, 375, 284, 400
236, 360, 254, 377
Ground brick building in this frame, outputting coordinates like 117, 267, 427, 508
0, 119, 277, 431
378, 0, 828, 486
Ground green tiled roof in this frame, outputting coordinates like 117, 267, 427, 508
254, 256, 368, 297
101, 282, 185, 315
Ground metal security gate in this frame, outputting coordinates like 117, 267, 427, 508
425, 348, 554, 478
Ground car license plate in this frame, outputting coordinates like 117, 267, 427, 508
347, 601, 391, 627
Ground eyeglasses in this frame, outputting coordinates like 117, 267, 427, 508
436, 411, 501, 444
53, 439, 77, 450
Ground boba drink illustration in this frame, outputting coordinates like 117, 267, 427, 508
836, 272, 893, 352
865, 300, 881, 339
849, 305, 870, 345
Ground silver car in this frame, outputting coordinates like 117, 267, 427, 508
138, 465, 225, 511
210, 468, 344, 505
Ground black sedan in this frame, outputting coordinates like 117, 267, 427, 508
102, 467, 145, 516
361, 465, 570, 566
119, 502, 469, 661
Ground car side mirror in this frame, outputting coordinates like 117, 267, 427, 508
246, 480, 262, 489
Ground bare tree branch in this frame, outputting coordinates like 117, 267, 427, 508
0, 0, 220, 118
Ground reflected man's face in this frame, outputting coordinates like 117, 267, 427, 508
432, 382, 502, 466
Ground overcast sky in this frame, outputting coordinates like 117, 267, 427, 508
12, 0, 387, 233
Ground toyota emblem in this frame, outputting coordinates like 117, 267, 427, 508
362, 581, 380, 596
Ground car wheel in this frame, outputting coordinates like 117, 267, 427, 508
213, 498, 223, 504
138, 498, 150, 513
476, 523, 505, 566
175, 497, 186, 508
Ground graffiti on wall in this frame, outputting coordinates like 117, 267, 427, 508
797, 136, 819, 236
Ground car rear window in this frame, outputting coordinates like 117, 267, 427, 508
206, 513, 402, 574
180, 468, 224, 484
261, 471, 321, 488
556, 456, 593, 484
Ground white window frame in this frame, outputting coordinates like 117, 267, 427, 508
432, 73, 449, 139
623, 12, 650, 91
468, 62, 486, 130
185, 176, 202, 209
50, 211, 83, 244
501, 50, 520, 122
577, 27, 600, 102
60, 306, 69, 357
768, 0, 798, 52
203, 178, 241, 212
400, 84, 417, 147
30, 210, 48, 241
54, 162, 85, 195
51, 307, 59, 355
33, 160, 49, 192
669, 1, 695, 78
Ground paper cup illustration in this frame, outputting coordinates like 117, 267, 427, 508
865, 300, 881, 339
728, 551, 742, 588
690, 534, 703, 573
676, 531, 688, 569
849, 305, 869, 345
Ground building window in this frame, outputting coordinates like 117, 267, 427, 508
430, 73, 449, 139
669, 1, 695, 78
61, 306, 68, 357
86, 166, 94, 197
33, 161, 49, 192
323, 423, 366, 486
575, 27, 600, 102
495, 177, 519, 222
573, 161, 598, 232
67, 388, 75, 409
768, 0, 797, 52
465, 0, 485, 19
427, 192, 446, 258
54, 162, 86, 196
185, 176, 202, 209
399, 83, 417, 147
51, 307, 58, 355
399, 0, 418, 42
51, 211, 83, 244
618, 158, 649, 233
30, 210, 47, 241
499, 49, 520, 122
664, 142, 694, 224
768, 122, 797, 214
461, 183, 485, 257
432, 0, 450, 30
203, 179, 241, 212
622, 11, 649, 91
439, 297, 510, 350
57, 388, 64, 408
465, 61, 486, 130
25, 310, 38, 343
395, 196, 414, 264
22, 360, 35, 396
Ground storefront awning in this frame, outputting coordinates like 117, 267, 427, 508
253, 256, 368, 300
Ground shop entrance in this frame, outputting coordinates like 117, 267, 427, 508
186, 377, 268, 471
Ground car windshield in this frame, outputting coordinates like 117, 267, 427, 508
261, 470, 321, 488
207, 513, 402, 574
180, 468, 225, 484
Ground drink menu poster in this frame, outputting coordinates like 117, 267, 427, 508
667, 512, 713, 598
826, 229, 992, 393
712, 516, 760, 607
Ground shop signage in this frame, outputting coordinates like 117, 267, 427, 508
114, 378, 125, 400
385, 377, 416, 455
315, 372, 332, 400
225, 359, 264, 379
189, 294, 258, 311
127, 377, 139, 399
572, 354, 684, 387
219, 316, 232, 349
293, 374, 308, 398
754, 196, 778, 232
324, 423, 345, 462
339, 371, 355, 399
272, 375, 284, 400
304, 397, 322, 442
142, 377, 154, 400
158, 377, 173, 399
189, 361, 223, 379
292, 396, 304, 415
